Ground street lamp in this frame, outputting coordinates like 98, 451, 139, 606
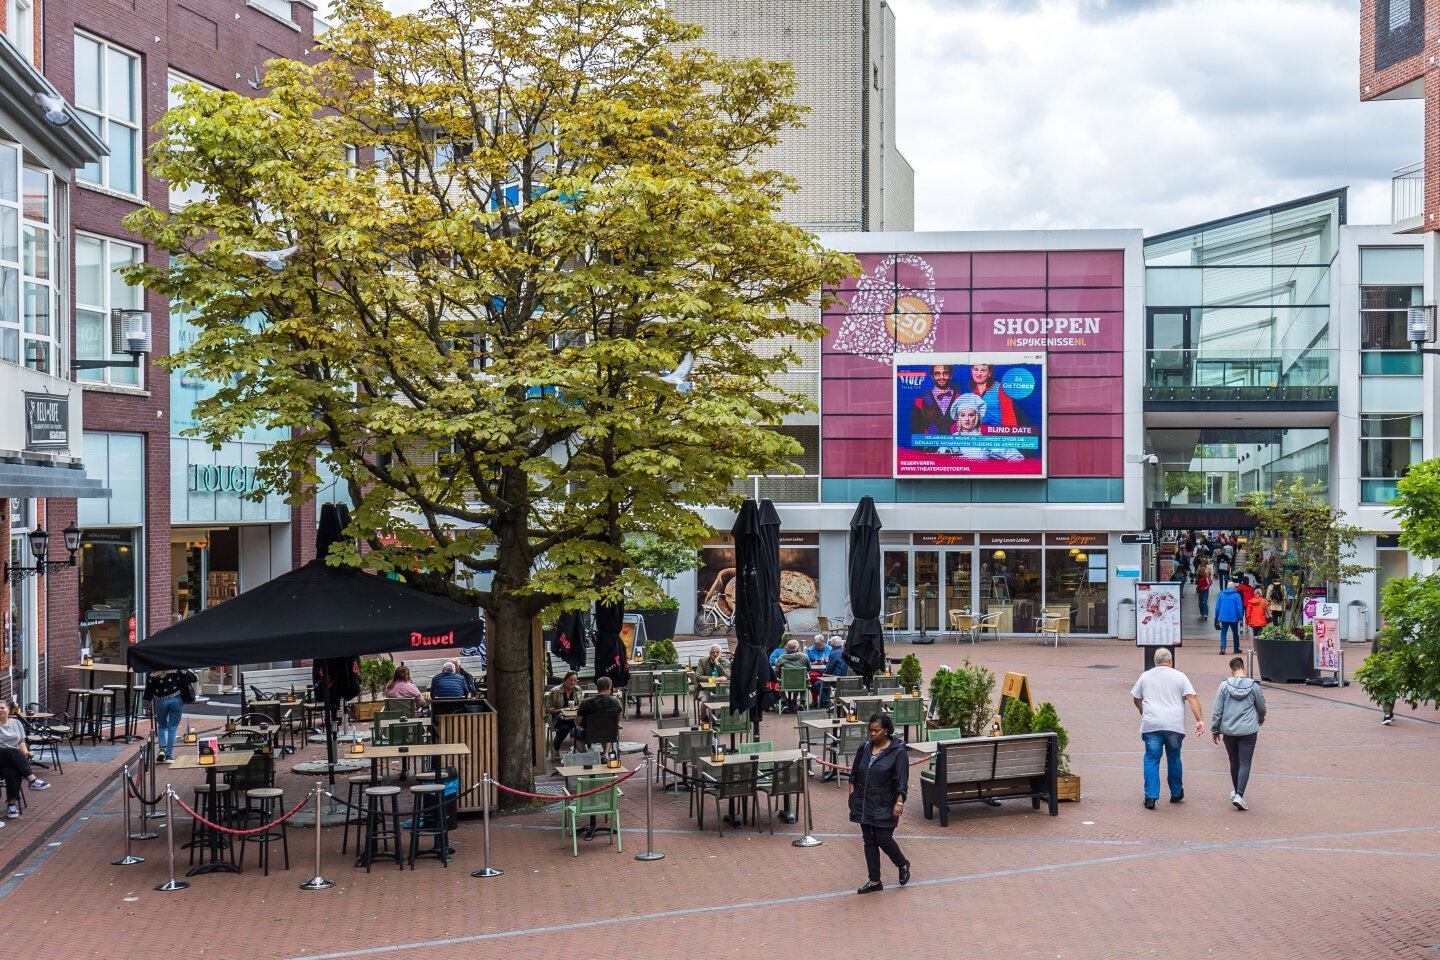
6, 524, 82, 584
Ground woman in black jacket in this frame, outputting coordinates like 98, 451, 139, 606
848, 712, 911, 893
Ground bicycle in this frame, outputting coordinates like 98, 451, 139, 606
694, 599, 735, 637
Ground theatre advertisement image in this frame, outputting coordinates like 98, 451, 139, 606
894, 352, 1045, 477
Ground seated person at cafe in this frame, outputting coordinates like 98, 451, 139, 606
821, 636, 849, 706
448, 658, 477, 693
546, 671, 581, 761
768, 641, 786, 668
430, 662, 470, 700
570, 677, 623, 751
384, 665, 425, 709
696, 644, 729, 680
0, 702, 49, 820
775, 639, 812, 713
806, 634, 830, 705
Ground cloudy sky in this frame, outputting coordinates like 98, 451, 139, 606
886, 0, 1420, 233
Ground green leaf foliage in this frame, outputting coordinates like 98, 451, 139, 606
1001, 697, 1033, 736
126, 0, 856, 795
1031, 701, 1070, 774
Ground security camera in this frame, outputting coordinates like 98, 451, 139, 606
1408, 305, 1436, 347
1142, 453, 1159, 465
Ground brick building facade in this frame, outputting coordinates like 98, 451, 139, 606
25, 0, 323, 708
1360, 0, 1438, 230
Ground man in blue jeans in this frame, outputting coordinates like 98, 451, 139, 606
1130, 649, 1205, 809
1213, 583, 1244, 655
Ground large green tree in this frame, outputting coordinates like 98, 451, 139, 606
1356, 459, 1440, 713
1239, 478, 1368, 629
127, 0, 852, 796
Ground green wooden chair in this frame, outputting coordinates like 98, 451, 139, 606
924, 726, 964, 772
755, 753, 806, 833
826, 723, 867, 784
890, 696, 925, 742
794, 708, 828, 756
697, 763, 758, 836
835, 675, 864, 697
655, 671, 688, 719
383, 697, 416, 719
561, 776, 622, 856
714, 707, 750, 743
779, 667, 808, 712
370, 711, 406, 745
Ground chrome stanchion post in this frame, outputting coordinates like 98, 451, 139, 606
471, 772, 502, 878
143, 719, 165, 822
112, 765, 144, 865
635, 754, 664, 862
792, 750, 822, 848
127, 761, 158, 842
154, 787, 188, 891
300, 780, 335, 890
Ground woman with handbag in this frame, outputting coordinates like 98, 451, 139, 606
143, 668, 196, 763
849, 713, 911, 894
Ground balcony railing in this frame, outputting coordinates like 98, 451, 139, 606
1145, 349, 1337, 404
1393, 161, 1423, 226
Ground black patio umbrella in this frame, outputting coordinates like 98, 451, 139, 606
843, 495, 886, 684
592, 599, 630, 689
128, 509, 485, 781
729, 499, 778, 717
548, 610, 588, 672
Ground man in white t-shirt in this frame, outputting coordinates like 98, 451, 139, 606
1130, 649, 1205, 809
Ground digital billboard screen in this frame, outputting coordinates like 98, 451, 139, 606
894, 352, 1045, 478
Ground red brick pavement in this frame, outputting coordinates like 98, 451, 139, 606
5, 638, 1438, 960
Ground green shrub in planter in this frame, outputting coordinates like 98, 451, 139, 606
358, 656, 396, 701
645, 637, 679, 665
1001, 698, 1033, 736
1032, 701, 1071, 774
930, 658, 996, 737
897, 654, 922, 693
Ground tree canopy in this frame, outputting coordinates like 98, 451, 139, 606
1356, 459, 1440, 712
127, 0, 853, 792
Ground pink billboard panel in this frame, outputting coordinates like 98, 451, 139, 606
971, 312, 1124, 353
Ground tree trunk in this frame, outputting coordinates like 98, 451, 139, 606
489, 595, 536, 809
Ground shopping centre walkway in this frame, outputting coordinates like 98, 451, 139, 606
5, 637, 1436, 960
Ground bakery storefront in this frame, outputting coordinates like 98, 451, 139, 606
882, 532, 1110, 635
697, 533, 821, 635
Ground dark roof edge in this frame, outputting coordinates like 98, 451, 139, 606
1144, 187, 1349, 246
0, 35, 107, 174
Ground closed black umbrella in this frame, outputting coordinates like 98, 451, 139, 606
844, 496, 885, 684
729, 500, 777, 716
593, 599, 630, 689
549, 610, 588, 672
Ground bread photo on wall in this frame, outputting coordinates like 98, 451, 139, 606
779, 570, 817, 611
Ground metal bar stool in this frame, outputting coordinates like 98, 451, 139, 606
341, 775, 373, 855
85, 689, 116, 746
406, 783, 450, 867
102, 685, 133, 742
358, 785, 404, 871
187, 783, 235, 866
63, 690, 90, 741
239, 787, 290, 875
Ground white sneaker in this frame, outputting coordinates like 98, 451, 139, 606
1232, 794, 1248, 811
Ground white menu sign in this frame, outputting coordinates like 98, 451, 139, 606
1135, 582, 1182, 647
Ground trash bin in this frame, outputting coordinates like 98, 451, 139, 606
1347, 600, 1368, 644
1117, 598, 1136, 641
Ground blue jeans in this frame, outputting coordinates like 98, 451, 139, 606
153, 693, 183, 754
1142, 730, 1185, 800
1196, 588, 1209, 618
1218, 621, 1240, 652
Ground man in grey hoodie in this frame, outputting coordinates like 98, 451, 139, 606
1210, 657, 1266, 810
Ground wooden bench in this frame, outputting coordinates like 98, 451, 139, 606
920, 732, 1058, 825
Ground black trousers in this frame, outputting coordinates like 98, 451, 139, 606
552, 719, 577, 751
0, 747, 31, 802
860, 822, 906, 882
1222, 733, 1257, 797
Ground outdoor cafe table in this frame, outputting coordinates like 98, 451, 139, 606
696, 749, 803, 827
360, 742, 470, 786
171, 749, 253, 875
62, 662, 140, 741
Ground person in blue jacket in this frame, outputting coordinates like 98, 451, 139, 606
1213, 583, 1245, 655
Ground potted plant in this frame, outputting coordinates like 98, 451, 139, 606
645, 637, 680, 666
1032, 701, 1078, 800
897, 653, 922, 694
1001, 698, 1033, 735
1240, 479, 1369, 683
353, 656, 396, 722
929, 659, 996, 737
624, 532, 699, 642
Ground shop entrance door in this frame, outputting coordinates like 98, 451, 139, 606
913, 550, 940, 638
941, 551, 974, 635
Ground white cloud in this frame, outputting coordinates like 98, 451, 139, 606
888, 0, 1421, 233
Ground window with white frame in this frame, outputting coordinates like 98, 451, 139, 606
0, 143, 57, 373
5, 0, 34, 64
74, 34, 141, 196
166, 70, 218, 209
75, 233, 143, 387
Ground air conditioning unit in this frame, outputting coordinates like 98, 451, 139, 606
1406, 304, 1436, 345
110, 309, 152, 354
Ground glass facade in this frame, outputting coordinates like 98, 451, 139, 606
1359, 247, 1424, 504
1143, 192, 1341, 402
1148, 428, 1330, 507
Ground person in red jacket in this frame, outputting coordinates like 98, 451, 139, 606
1235, 575, 1256, 613
1244, 588, 1269, 644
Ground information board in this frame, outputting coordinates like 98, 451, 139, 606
1135, 582, 1182, 647
1312, 602, 1339, 671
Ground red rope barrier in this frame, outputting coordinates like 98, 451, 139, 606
806, 752, 930, 771
169, 789, 311, 836
493, 766, 640, 801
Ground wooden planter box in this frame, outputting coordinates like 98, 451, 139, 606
350, 699, 385, 723
1056, 773, 1082, 802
